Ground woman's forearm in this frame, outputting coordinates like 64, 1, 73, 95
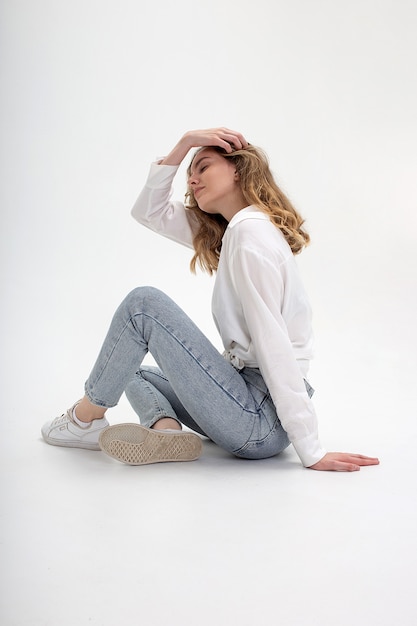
159, 134, 195, 165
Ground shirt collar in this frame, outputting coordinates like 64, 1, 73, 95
227, 206, 269, 229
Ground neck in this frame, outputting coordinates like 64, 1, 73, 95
218, 193, 249, 222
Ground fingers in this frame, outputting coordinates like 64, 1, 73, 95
310, 459, 360, 472
217, 128, 248, 151
338, 453, 380, 466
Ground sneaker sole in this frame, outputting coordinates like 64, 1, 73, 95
41, 431, 101, 451
98, 423, 203, 465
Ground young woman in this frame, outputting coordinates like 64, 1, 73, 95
42, 128, 379, 472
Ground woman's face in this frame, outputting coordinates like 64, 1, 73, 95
188, 148, 242, 218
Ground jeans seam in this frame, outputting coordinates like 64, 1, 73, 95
136, 369, 180, 424
234, 416, 283, 455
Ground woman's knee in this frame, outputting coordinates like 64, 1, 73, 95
119, 286, 167, 316
124, 285, 162, 305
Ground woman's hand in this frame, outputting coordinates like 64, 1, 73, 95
308, 452, 380, 472
160, 128, 248, 166
182, 128, 248, 152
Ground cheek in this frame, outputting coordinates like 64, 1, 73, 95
216, 171, 235, 189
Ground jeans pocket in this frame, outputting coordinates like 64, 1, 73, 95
234, 421, 290, 459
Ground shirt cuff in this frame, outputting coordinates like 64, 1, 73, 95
292, 433, 327, 467
145, 161, 179, 189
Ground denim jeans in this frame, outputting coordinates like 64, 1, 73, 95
85, 286, 309, 459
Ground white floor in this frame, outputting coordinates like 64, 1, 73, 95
1, 331, 417, 625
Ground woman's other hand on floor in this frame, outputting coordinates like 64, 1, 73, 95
308, 452, 380, 472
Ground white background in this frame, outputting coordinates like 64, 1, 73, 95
1, 1, 416, 625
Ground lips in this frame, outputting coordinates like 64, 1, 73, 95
194, 187, 204, 197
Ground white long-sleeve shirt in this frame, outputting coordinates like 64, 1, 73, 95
131, 162, 326, 467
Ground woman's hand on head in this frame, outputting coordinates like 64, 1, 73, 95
160, 128, 248, 166
308, 452, 380, 472
182, 128, 248, 153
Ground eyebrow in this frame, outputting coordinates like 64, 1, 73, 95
190, 155, 212, 175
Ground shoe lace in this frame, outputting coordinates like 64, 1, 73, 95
53, 411, 72, 426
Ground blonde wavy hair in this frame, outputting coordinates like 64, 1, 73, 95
185, 145, 310, 274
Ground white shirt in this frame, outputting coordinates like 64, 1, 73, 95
131, 162, 326, 467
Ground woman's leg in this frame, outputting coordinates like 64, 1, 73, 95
125, 364, 294, 459
83, 286, 259, 453
125, 366, 209, 436
74, 398, 107, 421
43, 286, 289, 460
74, 388, 180, 431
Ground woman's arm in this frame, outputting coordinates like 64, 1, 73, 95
131, 128, 248, 247
229, 244, 325, 466
131, 162, 195, 248
229, 244, 379, 471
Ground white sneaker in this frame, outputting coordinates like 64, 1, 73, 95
41, 402, 109, 450
99, 423, 203, 465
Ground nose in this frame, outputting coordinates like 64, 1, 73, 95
188, 172, 199, 186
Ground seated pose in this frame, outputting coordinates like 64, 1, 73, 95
42, 128, 379, 471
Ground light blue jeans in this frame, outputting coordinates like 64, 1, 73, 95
85, 287, 312, 459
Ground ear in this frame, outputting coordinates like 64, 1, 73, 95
234, 170, 240, 181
